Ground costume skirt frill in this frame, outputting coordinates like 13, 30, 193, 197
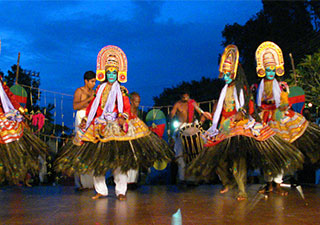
55, 118, 173, 176
187, 121, 304, 180
265, 109, 320, 164
0, 115, 48, 184
291, 123, 320, 164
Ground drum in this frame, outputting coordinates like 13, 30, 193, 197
179, 123, 204, 164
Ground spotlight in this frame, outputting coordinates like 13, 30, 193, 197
172, 120, 180, 129
308, 103, 313, 108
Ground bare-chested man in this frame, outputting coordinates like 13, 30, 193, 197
127, 92, 141, 188
73, 71, 96, 190
170, 91, 211, 183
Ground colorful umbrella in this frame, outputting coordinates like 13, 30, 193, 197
10, 84, 27, 108
146, 109, 168, 140
288, 86, 305, 114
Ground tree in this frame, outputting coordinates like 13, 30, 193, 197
286, 49, 320, 107
222, 0, 320, 85
2, 65, 71, 136
4, 64, 40, 110
153, 76, 225, 111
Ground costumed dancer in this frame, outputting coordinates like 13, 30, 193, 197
55, 45, 173, 200
187, 45, 304, 200
0, 75, 47, 185
255, 41, 320, 193
72, 71, 96, 190
170, 91, 211, 184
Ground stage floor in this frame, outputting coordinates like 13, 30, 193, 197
0, 184, 319, 225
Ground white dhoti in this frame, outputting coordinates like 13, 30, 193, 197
38, 155, 47, 183
264, 170, 284, 184
75, 110, 94, 189
93, 168, 128, 196
127, 169, 139, 184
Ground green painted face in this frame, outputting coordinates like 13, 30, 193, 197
223, 72, 233, 84
265, 66, 276, 80
106, 70, 117, 83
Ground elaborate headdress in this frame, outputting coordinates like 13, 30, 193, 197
96, 45, 128, 83
219, 45, 239, 79
255, 41, 284, 77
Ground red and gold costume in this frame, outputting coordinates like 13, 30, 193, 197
56, 45, 173, 177
256, 41, 320, 163
187, 45, 303, 199
0, 79, 47, 184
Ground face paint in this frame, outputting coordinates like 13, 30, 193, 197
223, 72, 233, 84
265, 66, 276, 80
106, 69, 118, 83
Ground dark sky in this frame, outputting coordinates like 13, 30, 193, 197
0, 0, 262, 127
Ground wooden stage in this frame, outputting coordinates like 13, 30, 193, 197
0, 184, 319, 225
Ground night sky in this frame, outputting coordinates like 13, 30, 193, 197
0, 0, 262, 127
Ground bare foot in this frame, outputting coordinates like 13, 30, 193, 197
220, 187, 229, 194
258, 183, 273, 194
275, 184, 288, 196
91, 193, 106, 200
117, 194, 127, 201
236, 195, 247, 201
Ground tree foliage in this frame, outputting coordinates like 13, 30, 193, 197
286, 49, 320, 106
4, 64, 40, 109
222, 0, 320, 85
153, 76, 225, 110
2, 65, 70, 136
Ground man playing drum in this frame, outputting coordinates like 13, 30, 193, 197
170, 92, 211, 184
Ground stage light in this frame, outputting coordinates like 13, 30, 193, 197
308, 103, 313, 108
172, 120, 180, 129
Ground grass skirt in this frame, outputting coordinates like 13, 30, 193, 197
55, 118, 173, 176
292, 123, 320, 164
0, 128, 48, 184
187, 129, 304, 180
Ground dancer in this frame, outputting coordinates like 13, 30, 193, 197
55, 45, 173, 200
0, 75, 47, 185
255, 41, 320, 194
188, 45, 304, 200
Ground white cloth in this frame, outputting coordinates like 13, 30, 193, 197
127, 169, 139, 184
0, 80, 15, 113
114, 168, 128, 196
75, 109, 86, 133
93, 168, 128, 196
93, 176, 109, 196
38, 155, 47, 183
80, 172, 94, 189
86, 81, 123, 129
207, 84, 244, 137
264, 170, 284, 184
75, 110, 94, 188
257, 79, 281, 108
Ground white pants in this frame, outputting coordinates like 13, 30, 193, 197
93, 168, 128, 196
264, 170, 284, 184
38, 155, 47, 183
74, 110, 94, 188
127, 169, 139, 184
80, 172, 94, 189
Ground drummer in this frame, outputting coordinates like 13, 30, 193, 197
170, 91, 211, 183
